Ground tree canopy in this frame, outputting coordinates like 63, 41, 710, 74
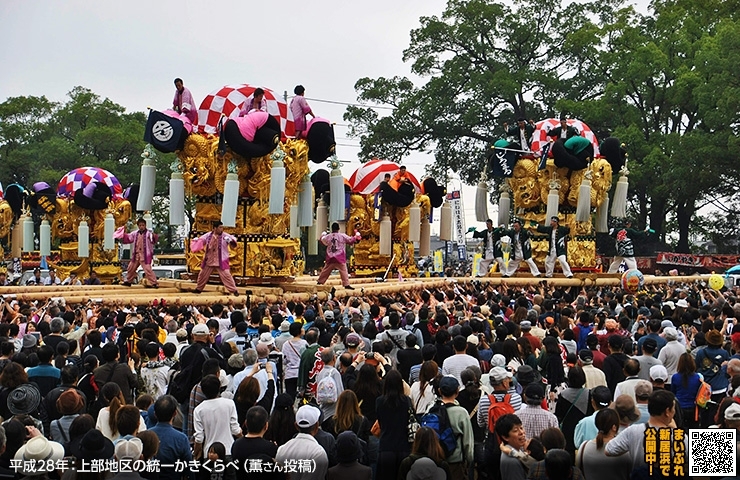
344, 0, 740, 252
0, 87, 178, 249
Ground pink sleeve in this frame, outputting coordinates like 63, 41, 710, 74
190, 235, 206, 252
173, 91, 179, 108
301, 97, 312, 114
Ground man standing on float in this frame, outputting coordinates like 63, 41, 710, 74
115, 218, 159, 288
533, 216, 573, 278
190, 221, 239, 296
172, 78, 197, 124
608, 219, 652, 273
469, 219, 505, 277
317, 223, 361, 289
506, 219, 541, 277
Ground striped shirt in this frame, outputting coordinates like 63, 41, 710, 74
476, 391, 522, 429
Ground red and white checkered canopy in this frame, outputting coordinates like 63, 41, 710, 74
348, 159, 421, 194
530, 118, 599, 157
0, 181, 3, 201
197, 84, 295, 139
57, 167, 123, 198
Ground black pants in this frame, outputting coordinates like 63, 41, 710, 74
701, 392, 726, 428
284, 377, 298, 398
377, 450, 408, 480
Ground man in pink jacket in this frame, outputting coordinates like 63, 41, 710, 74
190, 221, 239, 295
290, 85, 314, 138
317, 222, 360, 289
115, 218, 159, 287
173, 78, 197, 125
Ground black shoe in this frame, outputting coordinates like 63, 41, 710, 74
122, 282, 132, 287
566, 275, 574, 279
145, 284, 159, 289
193, 289, 202, 294
344, 285, 354, 290
232, 291, 240, 297
330, 287, 336, 297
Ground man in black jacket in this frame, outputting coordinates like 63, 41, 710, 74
504, 117, 536, 150
602, 335, 629, 395
470, 220, 505, 277
93, 343, 137, 404
547, 118, 579, 141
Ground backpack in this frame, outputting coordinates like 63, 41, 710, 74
576, 324, 593, 351
421, 401, 458, 457
487, 393, 515, 433
166, 346, 209, 403
695, 380, 712, 409
316, 370, 339, 405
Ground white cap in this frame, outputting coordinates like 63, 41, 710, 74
114, 437, 143, 460
258, 332, 275, 346
295, 405, 320, 428
192, 324, 210, 336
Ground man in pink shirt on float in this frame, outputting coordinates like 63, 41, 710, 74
173, 78, 197, 124
290, 85, 314, 138
239, 88, 268, 116
115, 218, 159, 288
317, 222, 360, 289
190, 221, 239, 296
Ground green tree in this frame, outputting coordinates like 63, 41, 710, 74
344, 0, 597, 184
0, 87, 189, 251
565, 0, 740, 252
346, 0, 740, 252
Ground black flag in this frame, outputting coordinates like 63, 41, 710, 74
489, 146, 518, 178
539, 142, 551, 170
143, 110, 187, 153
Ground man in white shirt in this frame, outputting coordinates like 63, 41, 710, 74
193, 374, 242, 459
316, 349, 344, 421
61, 272, 81, 286
657, 327, 684, 385
442, 335, 480, 388
613, 358, 643, 401
275, 405, 328, 480
43, 269, 61, 286
578, 349, 607, 389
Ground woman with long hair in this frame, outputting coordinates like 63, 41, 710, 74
352, 364, 383, 423
578, 409, 631, 480
95, 382, 125, 441
510, 306, 528, 325
539, 335, 566, 410
671, 352, 701, 429
0, 362, 28, 420
376, 369, 413, 480
554, 366, 592, 460
503, 339, 521, 371
323, 390, 371, 442
516, 337, 538, 370
236, 363, 275, 424
263, 393, 297, 447
398, 427, 451, 480
410, 360, 439, 415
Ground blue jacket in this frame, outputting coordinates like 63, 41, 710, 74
695, 346, 729, 393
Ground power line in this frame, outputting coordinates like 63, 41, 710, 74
302, 96, 395, 111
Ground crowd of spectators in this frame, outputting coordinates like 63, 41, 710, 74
0, 278, 735, 479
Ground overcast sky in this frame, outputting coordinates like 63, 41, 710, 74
0, 0, 650, 234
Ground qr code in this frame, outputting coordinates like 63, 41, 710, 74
688, 429, 737, 476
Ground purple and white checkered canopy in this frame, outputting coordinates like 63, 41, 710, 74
57, 167, 123, 198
